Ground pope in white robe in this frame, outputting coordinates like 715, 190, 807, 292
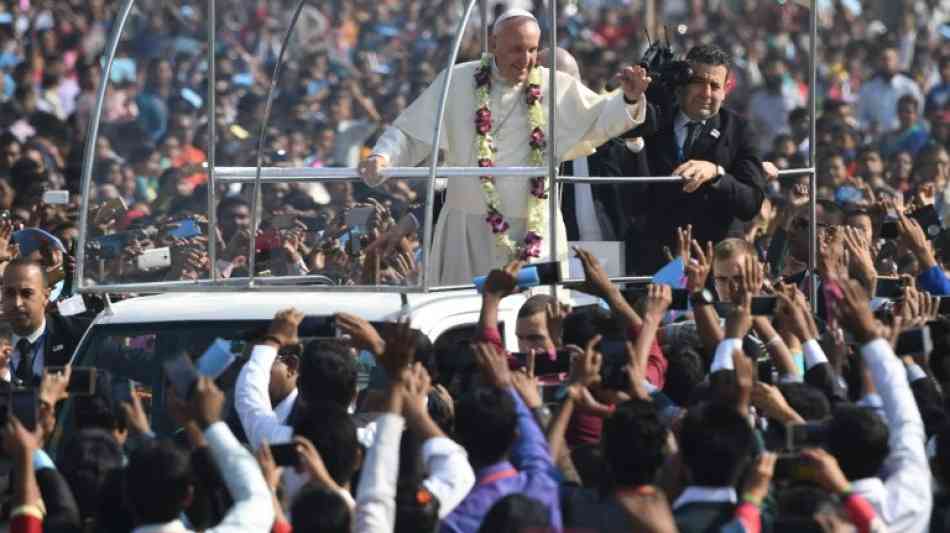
359, 9, 650, 285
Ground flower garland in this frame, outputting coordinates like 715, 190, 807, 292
474, 53, 548, 261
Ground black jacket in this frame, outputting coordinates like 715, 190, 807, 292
560, 141, 631, 242
14, 312, 93, 385
619, 104, 765, 272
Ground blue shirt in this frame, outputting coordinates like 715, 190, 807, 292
440, 388, 562, 533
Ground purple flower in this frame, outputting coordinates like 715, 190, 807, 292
529, 127, 546, 150
529, 176, 547, 199
478, 158, 494, 168
521, 232, 543, 258
525, 85, 542, 105
475, 67, 492, 88
486, 213, 509, 234
475, 107, 493, 135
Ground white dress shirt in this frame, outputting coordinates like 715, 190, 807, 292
570, 155, 605, 242
672, 486, 737, 510
131, 422, 274, 533
11, 319, 46, 380
852, 338, 932, 532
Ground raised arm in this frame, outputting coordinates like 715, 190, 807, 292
235, 309, 302, 450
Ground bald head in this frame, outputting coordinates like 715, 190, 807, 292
540, 47, 580, 80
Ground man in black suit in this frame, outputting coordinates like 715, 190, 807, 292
621, 44, 765, 273
2, 258, 91, 386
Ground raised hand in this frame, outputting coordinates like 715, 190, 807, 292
643, 284, 672, 321
377, 321, 417, 381
685, 240, 714, 293
335, 312, 386, 356
617, 64, 651, 102
568, 335, 602, 388
545, 301, 570, 347
472, 342, 512, 388
483, 260, 523, 299
573, 247, 614, 298
265, 308, 304, 347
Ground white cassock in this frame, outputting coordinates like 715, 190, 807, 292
368, 59, 646, 285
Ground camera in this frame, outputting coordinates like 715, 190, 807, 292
639, 38, 693, 89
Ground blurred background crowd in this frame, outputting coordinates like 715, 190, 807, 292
0, 0, 944, 290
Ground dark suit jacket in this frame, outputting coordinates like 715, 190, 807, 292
14, 312, 93, 385
561, 142, 630, 242
620, 104, 766, 272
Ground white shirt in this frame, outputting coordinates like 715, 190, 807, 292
130, 422, 274, 533
235, 344, 376, 448
356, 413, 476, 533
569, 156, 605, 242
672, 486, 737, 510
856, 74, 924, 131
11, 319, 46, 380
853, 339, 932, 532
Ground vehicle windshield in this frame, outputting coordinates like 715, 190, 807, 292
48, 320, 372, 456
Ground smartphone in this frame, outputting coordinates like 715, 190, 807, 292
623, 287, 688, 311
94, 198, 128, 226
345, 207, 374, 228
11, 390, 37, 432
750, 296, 778, 316
271, 213, 298, 230
896, 326, 933, 356
92, 233, 128, 260
46, 367, 97, 396
298, 316, 337, 338
786, 421, 829, 451
510, 349, 572, 375
42, 190, 69, 205
911, 205, 941, 239
168, 219, 202, 240
230, 124, 250, 140
162, 352, 200, 399
180, 87, 204, 109
270, 442, 299, 467
881, 219, 899, 240
112, 378, 135, 406
298, 215, 328, 233
255, 228, 281, 253
196, 338, 238, 380
137, 247, 172, 270
774, 453, 817, 482
875, 277, 904, 299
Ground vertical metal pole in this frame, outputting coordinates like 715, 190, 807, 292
422, 0, 481, 291
807, 0, 818, 311
75, 0, 136, 291
547, 0, 559, 297
247, 0, 309, 285
207, 0, 218, 281
480, 0, 489, 54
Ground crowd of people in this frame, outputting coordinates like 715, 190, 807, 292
0, 0, 947, 531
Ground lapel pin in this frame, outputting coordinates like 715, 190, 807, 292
52, 344, 63, 352
710, 129, 721, 139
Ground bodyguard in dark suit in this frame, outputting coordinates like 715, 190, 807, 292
621, 45, 766, 273
2, 258, 91, 386
560, 140, 631, 242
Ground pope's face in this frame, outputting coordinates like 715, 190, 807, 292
677, 64, 728, 121
490, 19, 541, 84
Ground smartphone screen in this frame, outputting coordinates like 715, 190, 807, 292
162, 352, 200, 399
345, 207, 374, 228
875, 277, 904, 299
623, 287, 689, 311
270, 442, 299, 467
168, 219, 201, 240
510, 349, 571, 375
880, 219, 899, 240
11, 390, 37, 432
750, 296, 777, 316
112, 378, 135, 406
298, 316, 336, 338
896, 327, 933, 356
196, 339, 238, 380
